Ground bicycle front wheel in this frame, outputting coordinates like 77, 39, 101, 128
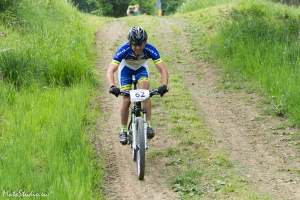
136, 117, 145, 180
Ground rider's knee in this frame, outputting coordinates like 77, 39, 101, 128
122, 96, 131, 106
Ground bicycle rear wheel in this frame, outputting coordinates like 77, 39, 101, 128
136, 117, 145, 180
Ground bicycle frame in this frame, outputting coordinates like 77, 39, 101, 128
128, 79, 148, 150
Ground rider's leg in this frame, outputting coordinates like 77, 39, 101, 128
138, 79, 151, 122
118, 64, 133, 144
135, 66, 154, 139
118, 92, 131, 145
138, 79, 155, 139
135, 66, 151, 122
120, 96, 131, 128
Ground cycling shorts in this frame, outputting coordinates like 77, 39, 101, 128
118, 61, 149, 91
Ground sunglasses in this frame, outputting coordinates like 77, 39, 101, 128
131, 41, 145, 47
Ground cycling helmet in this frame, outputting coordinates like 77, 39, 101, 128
128, 26, 148, 45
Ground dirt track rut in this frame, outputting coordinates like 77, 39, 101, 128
94, 19, 178, 200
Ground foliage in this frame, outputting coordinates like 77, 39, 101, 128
271, 0, 300, 5
71, 0, 103, 15
103, 0, 156, 16
161, 0, 185, 15
70, 0, 156, 16
70, 0, 185, 16
0, 0, 19, 12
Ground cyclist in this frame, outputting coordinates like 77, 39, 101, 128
106, 26, 169, 145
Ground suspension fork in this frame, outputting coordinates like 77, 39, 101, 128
132, 102, 148, 149
143, 112, 148, 149
131, 110, 137, 149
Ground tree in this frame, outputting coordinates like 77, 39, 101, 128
0, 0, 20, 12
70, 0, 157, 16
70, 0, 103, 15
161, 0, 185, 15
100, 0, 130, 16
272, 0, 300, 5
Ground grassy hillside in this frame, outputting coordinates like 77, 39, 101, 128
0, 0, 97, 87
214, 1, 300, 124
178, 0, 239, 13
182, 0, 300, 129
0, 0, 104, 199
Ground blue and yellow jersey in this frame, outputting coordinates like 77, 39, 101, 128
111, 42, 163, 70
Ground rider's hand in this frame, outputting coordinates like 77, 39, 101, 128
109, 85, 120, 97
158, 85, 168, 97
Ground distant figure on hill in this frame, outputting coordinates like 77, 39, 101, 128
127, 4, 140, 16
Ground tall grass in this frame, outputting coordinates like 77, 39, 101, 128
213, 1, 300, 125
0, 0, 104, 199
0, 0, 96, 87
0, 83, 101, 199
178, 0, 238, 13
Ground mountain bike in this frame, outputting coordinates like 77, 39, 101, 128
120, 76, 160, 180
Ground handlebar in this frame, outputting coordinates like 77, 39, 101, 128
120, 89, 160, 97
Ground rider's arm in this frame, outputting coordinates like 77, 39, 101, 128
145, 43, 169, 85
155, 61, 169, 85
107, 42, 130, 86
107, 43, 126, 86
106, 62, 119, 87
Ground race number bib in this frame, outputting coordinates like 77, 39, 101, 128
130, 89, 150, 102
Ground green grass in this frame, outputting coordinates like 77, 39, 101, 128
124, 15, 269, 199
181, 0, 300, 141
0, 83, 102, 199
0, 0, 105, 199
0, 0, 97, 87
178, 3, 236, 61
211, 1, 300, 125
178, 0, 239, 13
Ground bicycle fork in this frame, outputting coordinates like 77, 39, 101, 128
143, 113, 148, 149
131, 114, 149, 150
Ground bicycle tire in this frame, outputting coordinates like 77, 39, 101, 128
133, 148, 137, 162
136, 117, 145, 180
128, 122, 137, 162
130, 130, 137, 162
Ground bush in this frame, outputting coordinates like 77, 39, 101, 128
70, 0, 103, 15
0, 0, 19, 12
162, 0, 185, 15
271, 0, 300, 6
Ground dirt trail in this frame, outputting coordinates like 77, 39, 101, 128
154, 18, 300, 199
94, 20, 178, 200
93, 17, 300, 200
